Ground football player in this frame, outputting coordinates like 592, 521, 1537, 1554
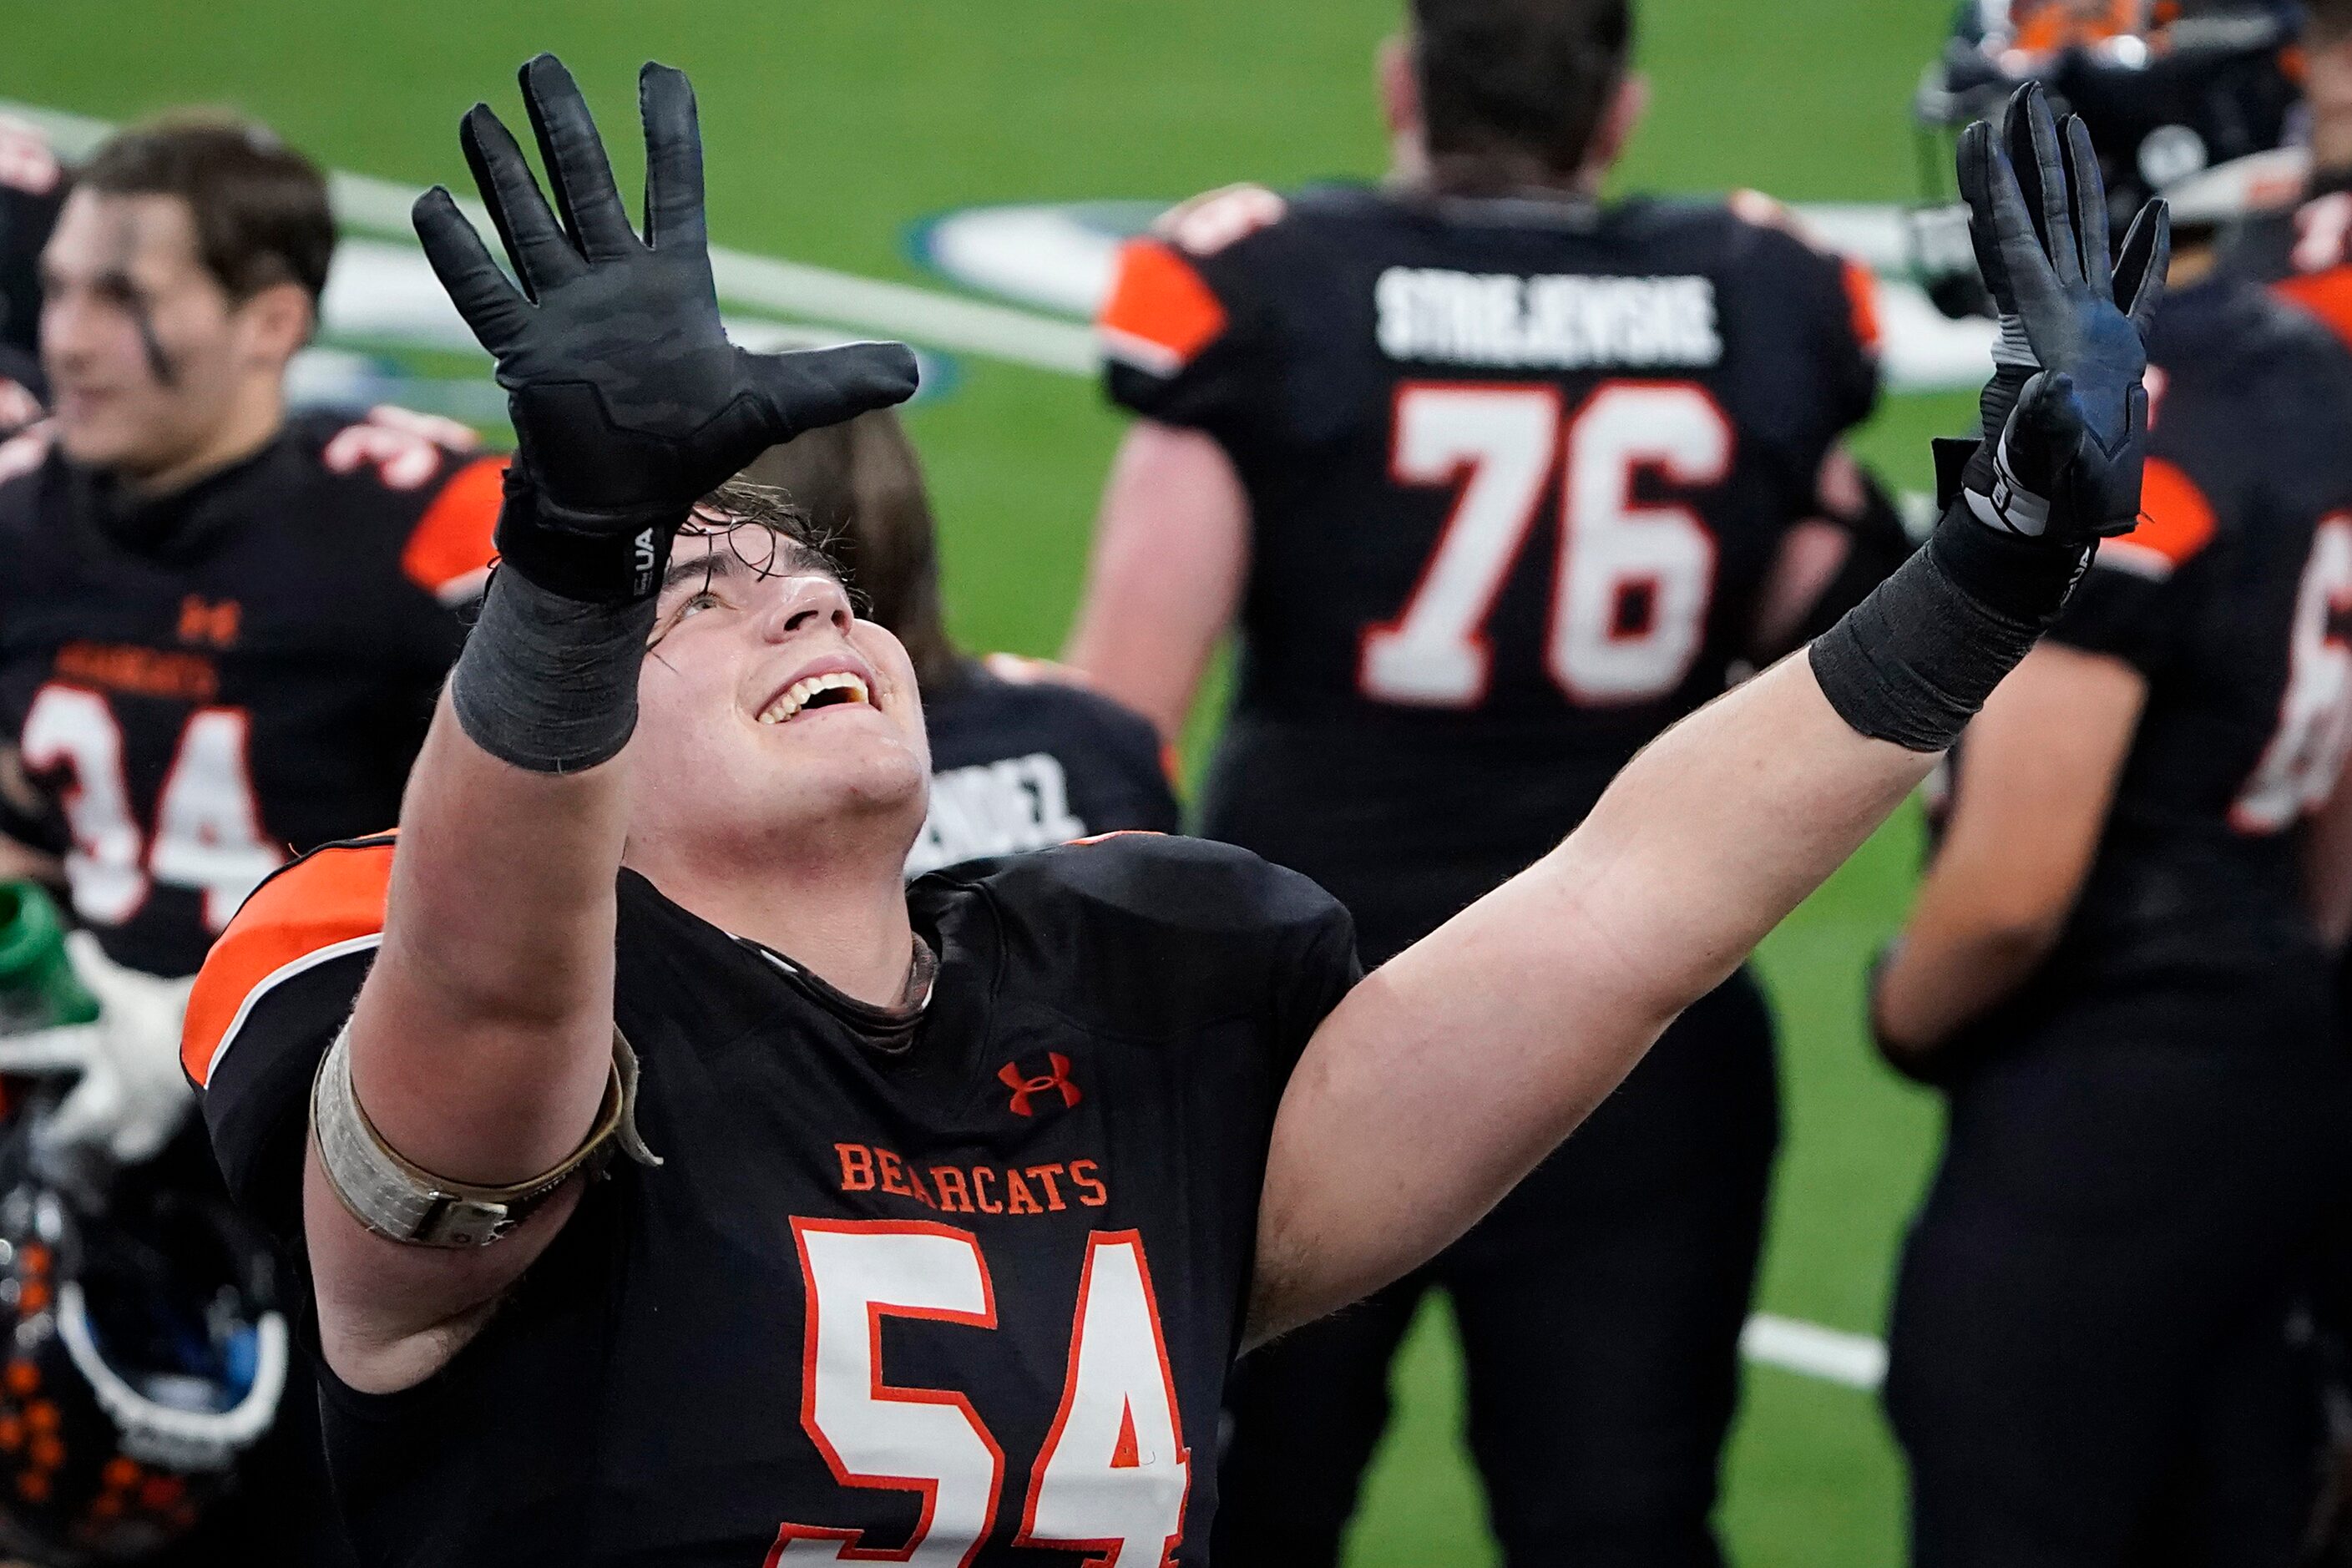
1060, 0, 1893, 1557
2220, 0, 2352, 339
180, 56, 2161, 1567
741, 414, 1177, 877
0, 114, 503, 1564
1879, 10, 2352, 1562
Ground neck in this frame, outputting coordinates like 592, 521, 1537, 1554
628, 833, 918, 1009
1390, 134, 1601, 203
2316, 114, 2352, 183
2309, 48, 2352, 177
2167, 241, 2218, 290
124, 376, 286, 499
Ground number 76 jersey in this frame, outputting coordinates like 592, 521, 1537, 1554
0, 407, 501, 978
1101, 182, 1878, 751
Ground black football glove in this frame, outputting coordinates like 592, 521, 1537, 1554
413, 55, 918, 597
1954, 83, 2167, 554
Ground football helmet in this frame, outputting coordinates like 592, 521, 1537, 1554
1913, 2, 2305, 312
0, 1132, 286, 1565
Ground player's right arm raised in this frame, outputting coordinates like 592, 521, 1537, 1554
306, 57, 914, 1385
1248, 84, 2170, 1341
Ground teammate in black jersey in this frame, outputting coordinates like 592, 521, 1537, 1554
0, 116, 500, 1565
1881, 11, 2352, 1562
1061, 0, 1889, 1557
743, 414, 1176, 877
180, 54, 2162, 1568
2221, 0, 2352, 346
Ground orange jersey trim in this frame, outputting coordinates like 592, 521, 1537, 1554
2275, 269, 2352, 355
1096, 240, 1229, 377
2100, 456, 2218, 580
182, 837, 395, 1089
1842, 259, 1884, 356
401, 455, 506, 604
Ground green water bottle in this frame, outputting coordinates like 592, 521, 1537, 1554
0, 882, 99, 1034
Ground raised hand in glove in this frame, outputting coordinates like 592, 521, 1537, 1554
1955, 82, 2168, 552
413, 54, 918, 600
0, 933, 195, 1169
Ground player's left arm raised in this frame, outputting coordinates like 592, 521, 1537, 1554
1247, 85, 2169, 1340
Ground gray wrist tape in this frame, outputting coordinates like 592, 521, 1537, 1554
311, 1023, 660, 1249
1808, 504, 2077, 753
449, 567, 658, 774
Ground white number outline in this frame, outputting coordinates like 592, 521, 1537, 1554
2232, 513, 2352, 833
1013, 1232, 1191, 1568
772, 1219, 1006, 1567
17, 684, 286, 934
1357, 380, 1732, 711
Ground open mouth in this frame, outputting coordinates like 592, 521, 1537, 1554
758, 671, 872, 725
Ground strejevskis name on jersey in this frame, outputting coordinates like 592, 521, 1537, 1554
1376, 266, 1722, 370
906, 752, 1087, 878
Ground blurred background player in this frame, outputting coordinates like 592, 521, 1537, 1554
743, 414, 1176, 876
0, 114, 502, 1565
2220, 0, 2352, 341
1879, 7, 2352, 1563
1064, 0, 1892, 1560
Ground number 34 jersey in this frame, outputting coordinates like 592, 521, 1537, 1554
185, 830, 1359, 1567
1100, 185, 1879, 941
0, 408, 502, 978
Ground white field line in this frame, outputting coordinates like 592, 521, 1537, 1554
1741, 1313, 1888, 1391
1, 99, 1100, 377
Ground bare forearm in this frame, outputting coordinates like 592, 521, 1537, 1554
1065, 422, 1246, 741
1873, 919, 2053, 1054
352, 690, 630, 1184
1254, 655, 1931, 1336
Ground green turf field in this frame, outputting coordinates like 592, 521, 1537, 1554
8, 3, 1968, 1559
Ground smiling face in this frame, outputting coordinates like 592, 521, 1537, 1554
625, 524, 933, 879
39, 190, 308, 482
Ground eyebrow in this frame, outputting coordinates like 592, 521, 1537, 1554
658, 553, 735, 597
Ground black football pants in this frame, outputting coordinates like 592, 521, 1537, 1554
1885, 982, 2352, 1568
1212, 971, 1778, 1567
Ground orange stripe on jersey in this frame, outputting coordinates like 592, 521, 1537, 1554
182, 837, 395, 1089
1096, 240, 1228, 377
2275, 269, 2352, 355
402, 455, 506, 604
1842, 259, 1884, 356
2100, 457, 2218, 580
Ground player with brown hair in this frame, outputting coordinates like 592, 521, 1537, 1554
184, 56, 2162, 1567
744, 417, 1176, 876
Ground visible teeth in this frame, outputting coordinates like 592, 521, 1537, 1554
759, 671, 871, 724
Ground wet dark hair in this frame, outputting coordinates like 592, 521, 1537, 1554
736, 411, 963, 689
75, 114, 336, 306
677, 477, 842, 580
1410, 0, 1634, 190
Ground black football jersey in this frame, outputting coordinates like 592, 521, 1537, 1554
1099, 183, 1879, 959
1938, 276, 2352, 993
2222, 169, 2352, 352
909, 656, 1179, 878
0, 408, 503, 978
186, 830, 1359, 1567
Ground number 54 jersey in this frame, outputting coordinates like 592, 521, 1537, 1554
186, 831, 1360, 1566
0, 408, 502, 978
1103, 185, 1878, 950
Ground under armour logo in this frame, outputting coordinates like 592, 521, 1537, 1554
176, 595, 241, 649
999, 1054, 1081, 1118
